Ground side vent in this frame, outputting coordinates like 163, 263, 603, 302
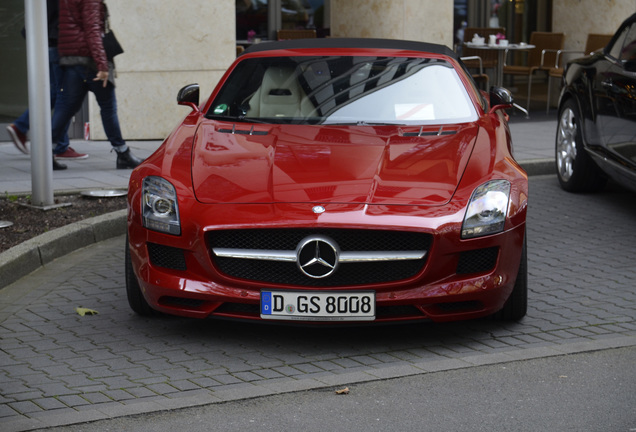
456, 247, 498, 275
147, 243, 187, 271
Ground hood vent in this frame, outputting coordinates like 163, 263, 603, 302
218, 125, 268, 136
402, 126, 458, 137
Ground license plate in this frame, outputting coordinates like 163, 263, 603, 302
260, 290, 375, 321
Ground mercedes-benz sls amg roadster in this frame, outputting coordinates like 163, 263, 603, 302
126, 38, 528, 324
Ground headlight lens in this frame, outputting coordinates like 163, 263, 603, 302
461, 180, 511, 239
142, 176, 181, 235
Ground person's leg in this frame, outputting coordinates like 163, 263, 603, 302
6, 117, 29, 154
89, 78, 143, 168
9, 97, 30, 155
89, 79, 126, 150
8, 48, 70, 156
49, 47, 70, 148
52, 66, 88, 155
13, 110, 29, 135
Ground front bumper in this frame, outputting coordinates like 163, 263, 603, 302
128, 213, 525, 323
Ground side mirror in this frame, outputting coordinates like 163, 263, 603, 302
489, 86, 513, 111
488, 86, 529, 117
177, 84, 200, 112
624, 60, 636, 73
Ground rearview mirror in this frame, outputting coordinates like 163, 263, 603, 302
177, 84, 200, 112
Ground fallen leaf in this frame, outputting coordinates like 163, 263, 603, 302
76, 307, 99, 316
335, 387, 350, 395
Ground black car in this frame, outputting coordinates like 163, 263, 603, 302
556, 13, 636, 193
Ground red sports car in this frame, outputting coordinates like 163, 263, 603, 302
126, 38, 528, 323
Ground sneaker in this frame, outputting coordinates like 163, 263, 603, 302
53, 157, 67, 171
56, 147, 88, 159
116, 148, 144, 169
6, 124, 29, 155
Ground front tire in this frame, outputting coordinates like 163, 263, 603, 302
555, 99, 607, 192
493, 234, 528, 321
125, 236, 155, 316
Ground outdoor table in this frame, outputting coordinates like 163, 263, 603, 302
465, 42, 536, 87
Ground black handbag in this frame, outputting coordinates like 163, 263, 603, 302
102, 30, 123, 61
102, 3, 123, 61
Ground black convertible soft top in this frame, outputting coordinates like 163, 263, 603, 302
243, 38, 457, 60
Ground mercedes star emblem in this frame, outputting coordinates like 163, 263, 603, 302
296, 235, 339, 278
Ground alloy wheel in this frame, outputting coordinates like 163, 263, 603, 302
556, 107, 577, 181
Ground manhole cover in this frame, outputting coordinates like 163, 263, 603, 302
81, 189, 127, 198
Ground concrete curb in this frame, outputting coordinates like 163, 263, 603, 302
0, 160, 555, 291
0, 209, 127, 290
519, 158, 554, 177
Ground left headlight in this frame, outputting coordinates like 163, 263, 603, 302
142, 176, 181, 235
461, 180, 510, 239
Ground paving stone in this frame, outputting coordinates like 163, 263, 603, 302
8, 400, 44, 414
0, 403, 20, 418
1, 176, 635, 429
145, 383, 180, 396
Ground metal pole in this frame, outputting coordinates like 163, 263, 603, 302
25, 0, 54, 207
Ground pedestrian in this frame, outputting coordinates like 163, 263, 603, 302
6, 0, 71, 159
51, 0, 143, 170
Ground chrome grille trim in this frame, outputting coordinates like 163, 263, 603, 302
213, 249, 296, 262
213, 248, 426, 262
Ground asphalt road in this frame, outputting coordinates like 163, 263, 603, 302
2, 174, 636, 431
43, 346, 636, 432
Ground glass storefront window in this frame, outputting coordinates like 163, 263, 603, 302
236, 0, 328, 42
0, 0, 28, 123
236, 0, 269, 40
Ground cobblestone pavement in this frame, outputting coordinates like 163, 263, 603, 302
1, 175, 635, 431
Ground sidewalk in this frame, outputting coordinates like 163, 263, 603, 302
0, 139, 162, 196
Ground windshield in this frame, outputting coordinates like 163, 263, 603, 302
207, 55, 478, 125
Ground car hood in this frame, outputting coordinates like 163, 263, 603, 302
191, 122, 478, 206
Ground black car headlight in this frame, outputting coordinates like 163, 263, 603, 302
142, 176, 181, 235
461, 180, 510, 239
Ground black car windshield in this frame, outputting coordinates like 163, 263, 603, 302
207, 56, 478, 125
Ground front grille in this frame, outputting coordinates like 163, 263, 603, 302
435, 300, 482, 312
208, 229, 432, 287
375, 305, 424, 318
210, 229, 430, 251
213, 257, 425, 287
214, 302, 426, 320
160, 296, 205, 308
148, 243, 187, 271
456, 247, 498, 275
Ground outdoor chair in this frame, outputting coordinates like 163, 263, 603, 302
503, 31, 565, 111
461, 56, 489, 90
545, 33, 613, 112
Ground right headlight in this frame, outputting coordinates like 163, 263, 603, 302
461, 180, 511, 239
142, 176, 181, 235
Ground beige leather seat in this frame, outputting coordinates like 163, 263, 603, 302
247, 66, 312, 118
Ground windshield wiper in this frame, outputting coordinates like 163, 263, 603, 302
205, 114, 272, 124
